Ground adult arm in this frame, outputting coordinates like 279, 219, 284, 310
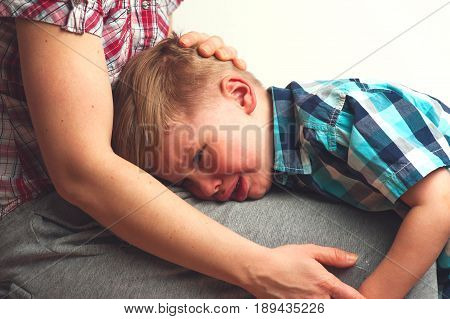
16, 19, 362, 298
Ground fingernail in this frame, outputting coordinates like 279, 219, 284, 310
219, 49, 228, 58
201, 45, 211, 54
348, 253, 358, 263
180, 38, 190, 46
238, 59, 247, 70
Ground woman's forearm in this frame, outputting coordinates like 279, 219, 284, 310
58, 151, 267, 288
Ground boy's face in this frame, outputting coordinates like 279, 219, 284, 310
150, 76, 274, 201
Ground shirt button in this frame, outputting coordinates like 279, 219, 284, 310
126, 7, 131, 14
72, 0, 81, 6
142, 0, 150, 10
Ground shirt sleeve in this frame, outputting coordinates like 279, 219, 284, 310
343, 82, 450, 205
0, 0, 104, 37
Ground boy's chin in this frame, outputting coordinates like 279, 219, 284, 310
248, 184, 272, 200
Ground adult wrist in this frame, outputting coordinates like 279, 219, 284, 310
234, 244, 272, 293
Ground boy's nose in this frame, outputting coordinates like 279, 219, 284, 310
192, 175, 222, 199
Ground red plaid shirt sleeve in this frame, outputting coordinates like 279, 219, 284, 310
0, 0, 104, 36
0, 0, 182, 217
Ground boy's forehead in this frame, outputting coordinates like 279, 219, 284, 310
167, 120, 216, 142
165, 123, 198, 145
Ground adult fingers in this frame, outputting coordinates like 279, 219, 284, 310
179, 32, 209, 48
215, 46, 237, 61
232, 58, 247, 70
327, 276, 366, 299
215, 47, 246, 70
311, 245, 359, 268
197, 35, 225, 57
179, 32, 247, 70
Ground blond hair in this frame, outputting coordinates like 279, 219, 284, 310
112, 33, 260, 170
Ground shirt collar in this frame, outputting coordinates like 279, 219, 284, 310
270, 84, 312, 185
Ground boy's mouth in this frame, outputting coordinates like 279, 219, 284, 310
231, 176, 248, 202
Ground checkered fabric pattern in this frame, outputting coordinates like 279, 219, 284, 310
270, 78, 450, 284
0, 0, 182, 217
271, 78, 450, 212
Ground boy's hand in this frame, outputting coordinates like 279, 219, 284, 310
179, 32, 246, 70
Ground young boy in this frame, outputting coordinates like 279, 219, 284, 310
112, 34, 450, 298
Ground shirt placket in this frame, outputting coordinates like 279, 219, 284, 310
121, 0, 133, 61
131, 0, 159, 54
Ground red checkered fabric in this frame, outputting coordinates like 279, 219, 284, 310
0, 0, 182, 217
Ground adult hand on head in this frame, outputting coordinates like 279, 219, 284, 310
179, 32, 246, 70
243, 244, 366, 299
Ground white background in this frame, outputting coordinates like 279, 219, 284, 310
173, 0, 450, 104
0, 299, 446, 318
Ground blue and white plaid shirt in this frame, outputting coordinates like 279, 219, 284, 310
270, 78, 450, 214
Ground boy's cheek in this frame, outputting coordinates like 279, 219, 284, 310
239, 152, 261, 171
248, 175, 272, 199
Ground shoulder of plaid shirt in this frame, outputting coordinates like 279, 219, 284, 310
270, 78, 450, 297
270, 78, 450, 212
0, 0, 181, 215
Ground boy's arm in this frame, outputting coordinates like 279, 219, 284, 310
359, 167, 450, 298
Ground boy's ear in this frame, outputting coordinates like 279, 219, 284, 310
220, 75, 257, 114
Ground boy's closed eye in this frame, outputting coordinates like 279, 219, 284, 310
193, 145, 206, 168
192, 144, 208, 170
173, 144, 207, 187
